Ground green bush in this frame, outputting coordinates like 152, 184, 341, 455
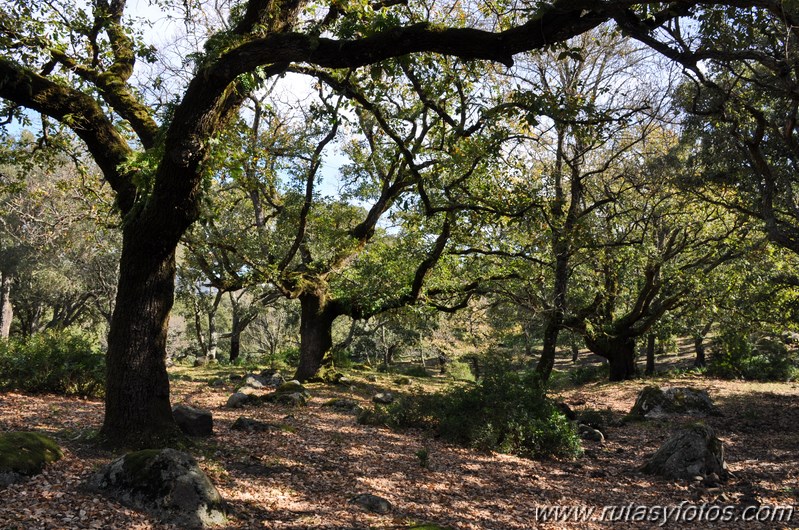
445, 360, 475, 382
709, 331, 798, 382
568, 364, 608, 386
361, 364, 581, 459
0, 331, 105, 397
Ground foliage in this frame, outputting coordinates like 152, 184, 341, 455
708, 331, 798, 381
0, 330, 105, 397
362, 363, 581, 459
568, 364, 609, 386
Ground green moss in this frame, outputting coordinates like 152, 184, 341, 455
0, 432, 63, 476
122, 449, 163, 480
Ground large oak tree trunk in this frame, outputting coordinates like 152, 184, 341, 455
294, 293, 338, 382
585, 335, 637, 381
100, 227, 181, 447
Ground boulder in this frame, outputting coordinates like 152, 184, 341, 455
322, 398, 361, 413
640, 423, 727, 480
225, 392, 253, 408
578, 424, 605, 443
87, 448, 226, 528
258, 370, 286, 387
349, 493, 392, 514
265, 380, 311, 407
231, 417, 281, 433
630, 386, 719, 419
372, 392, 394, 404
172, 405, 213, 437
243, 374, 267, 388
0, 432, 62, 487
208, 378, 226, 388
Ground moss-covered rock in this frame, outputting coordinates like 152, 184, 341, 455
0, 431, 62, 485
87, 448, 226, 528
640, 423, 727, 480
630, 386, 719, 419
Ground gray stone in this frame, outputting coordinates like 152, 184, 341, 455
630, 386, 719, 419
208, 378, 226, 388
640, 424, 727, 480
349, 493, 392, 514
372, 392, 394, 404
272, 392, 308, 406
231, 417, 281, 433
87, 448, 226, 528
264, 380, 311, 407
225, 392, 252, 408
276, 380, 306, 394
578, 424, 605, 443
259, 370, 286, 387
322, 398, 360, 412
243, 374, 267, 388
172, 405, 213, 437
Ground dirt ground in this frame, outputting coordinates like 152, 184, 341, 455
0, 363, 797, 529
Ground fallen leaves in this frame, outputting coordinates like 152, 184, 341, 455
0, 375, 797, 529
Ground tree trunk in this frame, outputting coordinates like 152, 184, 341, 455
100, 229, 180, 447
585, 335, 637, 381
694, 335, 706, 368
0, 271, 13, 339
537, 252, 569, 382
694, 321, 712, 368
293, 293, 338, 382
229, 309, 241, 363
645, 333, 656, 376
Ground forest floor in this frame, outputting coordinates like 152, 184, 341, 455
0, 359, 797, 529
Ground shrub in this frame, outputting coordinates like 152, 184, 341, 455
362, 363, 581, 459
568, 364, 608, 386
445, 360, 475, 382
0, 331, 105, 397
709, 331, 798, 382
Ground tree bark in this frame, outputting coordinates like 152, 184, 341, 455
0, 271, 13, 339
294, 293, 339, 382
100, 228, 181, 447
585, 335, 637, 381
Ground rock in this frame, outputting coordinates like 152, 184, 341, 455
554, 401, 577, 421
193, 357, 208, 367
349, 493, 392, 514
640, 423, 727, 480
630, 386, 719, 419
258, 370, 286, 387
172, 405, 213, 437
322, 398, 360, 412
243, 374, 267, 388
338, 376, 354, 385
578, 424, 605, 443
265, 380, 311, 407
366, 374, 378, 382
87, 448, 226, 528
208, 378, 226, 388
272, 393, 309, 406
225, 392, 253, 408
0, 432, 62, 487
231, 417, 281, 433
276, 380, 306, 394
394, 376, 411, 385
373, 392, 394, 404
